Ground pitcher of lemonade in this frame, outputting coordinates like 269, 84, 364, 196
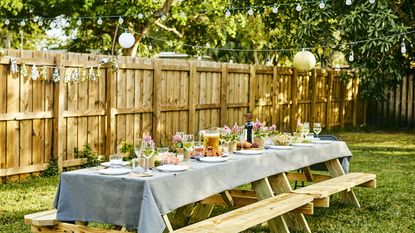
202, 129, 220, 151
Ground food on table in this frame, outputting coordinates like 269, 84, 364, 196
272, 134, 291, 146
204, 134, 220, 151
236, 141, 259, 149
156, 153, 180, 165
189, 146, 223, 157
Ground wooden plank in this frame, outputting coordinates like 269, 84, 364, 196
220, 64, 228, 126
291, 69, 299, 132
30, 222, 128, 233
287, 172, 331, 183
163, 214, 174, 233
326, 72, 334, 131
172, 203, 195, 226
188, 62, 197, 134
408, 74, 413, 127
339, 79, 346, 128
0, 163, 49, 177
352, 77, 359, 127
190, 203, 214, 222
310, 69, 317, 128
268, 173, 311, 233
0, 56, 56, 66
152, 60, 162, 144
106, 67, 116, 156
53, 54, 65, 171
24, 209, 57, 225
324, 159, 361, 207
251, 178, 289, 233
271, 66, 279, 124
77, 58, 88, 153
62, 158, 83, 167
249, 65, 256, 115
401, 75, 407, 126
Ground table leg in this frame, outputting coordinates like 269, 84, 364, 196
325, 159, 361, 208
268, 173, 311, 233
163, 214, 174, 233
251, 178, 289, 233
190, 203, 214, 222
172, 203, 195, 226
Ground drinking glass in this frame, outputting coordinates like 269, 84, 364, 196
134, 139, 143, 158
302, 122, 310, 136
142, 141, 155, 174
109, 154, 123, 168
219, 128, 232, 147
237, 127, 246, 150
313, 123, 322, 138
157, 147, 169, 156
183, 134, 195, 152
131, 158, 141, 173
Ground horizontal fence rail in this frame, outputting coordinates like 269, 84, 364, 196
0, 49, 365, 181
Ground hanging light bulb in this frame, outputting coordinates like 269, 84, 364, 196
346, 0, 352, 6
401, 41, 407, 54
369, 0, 375, 4
225, 9, 231, 17
97, 17, 103, 25
161, 14, 167, 21
33, 16, 39, 23
180, 11, 186, 18
38, 19, 43, 26
197, 55, 202, 61
76, 18, 82, 26
118, 17, 124, 24
4, 19, 10, 25
319, 1, 326, 9
248, 7, 254, 16
272, 5, 279, 14
348, 50, 354, 62
138, 13, 144, 19
265, 58, 272, 66
296, 4, 302, 12
20, 20, 26, 27
229, 56, 234, 64
148, 44, 153, 50
118, 30, 136, 48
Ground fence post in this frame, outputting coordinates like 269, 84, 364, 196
53, 54, 65, 172
249, 65, 256, 116
188, 62, 197, 134
310, 69, 317, 128
339, 78, 346, 129
401, 75, 407, 127
105, 66, 116, 157
152, 60, 162, 145
272, 66, 279, 126
352, 76, 359, 127
220, 64, 228, 126
326, 71, 333, 132
291, 68, 299, 132
408, 74, 413, 127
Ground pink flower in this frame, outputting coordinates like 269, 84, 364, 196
269, 124, 276, 131
223, 125, 232, 133
253, 119, 263, 130
297, 119, 302, 128
144, 135, 153, 143
231, 123, 239, 133
172, 134, 183, 144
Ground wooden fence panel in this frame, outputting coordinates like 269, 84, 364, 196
0, 49, 366, 179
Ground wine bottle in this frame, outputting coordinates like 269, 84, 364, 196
245, 113, 253, 143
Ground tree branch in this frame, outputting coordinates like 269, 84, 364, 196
154, 20, 183, 38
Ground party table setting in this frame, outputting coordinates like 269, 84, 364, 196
53, 119, 352, 233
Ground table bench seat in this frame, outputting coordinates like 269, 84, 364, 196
293, 172, 376, 202
173, 193, 313, 233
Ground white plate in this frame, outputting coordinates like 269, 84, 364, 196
97, 168, 131, 175
312, 140, 333, 144
267, 145, 293, 150
199, 157, 228, 163
291, 143, 314, 147
235, 150, 264, 155
100, 161, 130, 167
157, 165, 189, 172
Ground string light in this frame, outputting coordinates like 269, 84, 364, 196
38, 19, 43, 26
118, 17, 124, 24
138, 13, 144, 19
369, 0, 375, 4
229, 56, 234, 64
20, 20, 26, 27
346, 0, 352, 6
348, 50, 354, 62
76, 19, 82, 26
161, 14, 167, 21
225, 9, 231, 17
97, 17, 103, 25
401, 41, 406, 54
197, 55, 202, 61
319, 1, 326, 9
272, 5, 279, 14
296, 4, 302, 12
4, 19, 9, 25
180, 11, 186, 19
248, 7, 254, 16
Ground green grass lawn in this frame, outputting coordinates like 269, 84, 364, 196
1, 131, 415, 232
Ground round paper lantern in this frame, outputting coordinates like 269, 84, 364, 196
118, 32, 135, 49
293, 50, 316, 72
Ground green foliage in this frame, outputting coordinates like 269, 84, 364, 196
74, 144, 101, 168
119, 141, 135, 160
40, 158, 59, 178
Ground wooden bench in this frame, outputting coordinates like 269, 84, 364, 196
292, 172, 376, 207
173, 193, 313, 233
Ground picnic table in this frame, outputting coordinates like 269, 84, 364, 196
52, 141, 355, 233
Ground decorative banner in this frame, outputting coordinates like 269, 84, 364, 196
89, 67, 96, 81
64, 69, 71, 83
112, 58, 119, 73
10, 58, 18, 74
20, 63, 28, 78
71, 68, 79, 83
96, 64, 101, 80
31, 64, 40, 80
52, 67, 60, 82
40, 65, 48, 81
80, 66, 87, 82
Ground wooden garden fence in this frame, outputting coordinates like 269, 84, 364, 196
367, 73, 415, 128
0, 49, 365, 181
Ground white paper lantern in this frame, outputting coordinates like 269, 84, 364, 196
118, 32, 135, 49
293, 50, 316, 72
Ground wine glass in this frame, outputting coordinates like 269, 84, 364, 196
142, 141, 155, 174
302, 122, 310, 136
237, 127, 246, 150
313, 123, 322, 138
134, 139, 143, 158
183, 134, 195, 152
219, 128, 232, 148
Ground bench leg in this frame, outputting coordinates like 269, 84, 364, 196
252, 178, 290, 233
268, 173, 311, 233
325, 159, 361, 208
190, 203, 214, 222
172, 203, 195, 226
163, 214, 174, 233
